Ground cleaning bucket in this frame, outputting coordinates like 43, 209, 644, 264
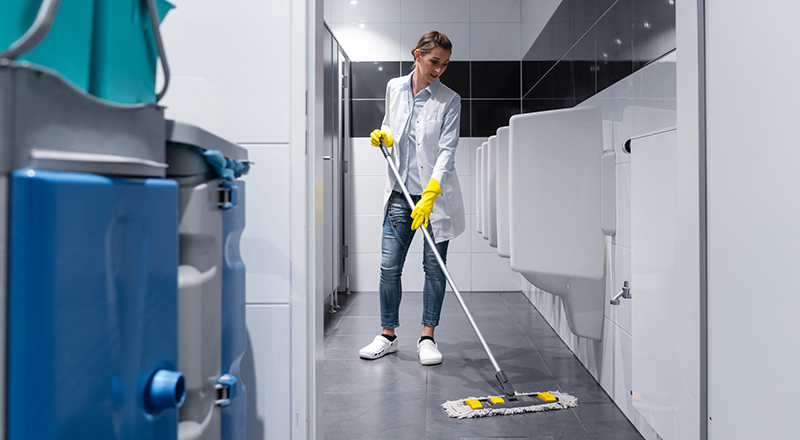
89, 0, 174, 104
0, 0, 96, 92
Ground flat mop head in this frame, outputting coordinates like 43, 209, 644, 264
441, 391, 578, 419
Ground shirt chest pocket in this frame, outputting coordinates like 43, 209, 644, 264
419, 119, 442, 149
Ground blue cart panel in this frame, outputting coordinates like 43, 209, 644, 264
8, 169, 180, 440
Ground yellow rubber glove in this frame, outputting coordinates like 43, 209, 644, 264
370, 129, 393, 148
411, 178, 442, 230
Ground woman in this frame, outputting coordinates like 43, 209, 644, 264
359, 31, 465, 366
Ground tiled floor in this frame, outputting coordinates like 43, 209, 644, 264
323, 290, 644, 440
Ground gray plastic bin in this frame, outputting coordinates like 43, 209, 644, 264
166, 121, 249, 440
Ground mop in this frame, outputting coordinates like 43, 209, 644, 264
377, 140, 578, 418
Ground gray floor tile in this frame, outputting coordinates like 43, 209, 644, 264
328, 316, 382, 335
324, 392, 427, 440
324, 358, 428, 395
323, 291, 643, 440
575, 401, 644, 439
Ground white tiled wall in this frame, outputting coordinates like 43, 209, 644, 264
348, 137, 521, 292
241, 145, 292, 304
519, 52, 676, 440
327, 0, 549, 61
159, 0, 291, 143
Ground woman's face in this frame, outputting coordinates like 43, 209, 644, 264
415, 46, 451, 85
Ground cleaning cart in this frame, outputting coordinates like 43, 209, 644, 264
2, 1, 250, 438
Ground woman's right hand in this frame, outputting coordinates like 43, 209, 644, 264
370, 129, 393, 148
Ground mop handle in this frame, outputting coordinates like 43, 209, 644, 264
378, 141, 504, 375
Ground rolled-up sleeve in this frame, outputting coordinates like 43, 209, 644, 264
430, 94, 461, 185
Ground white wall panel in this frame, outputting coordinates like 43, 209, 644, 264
328, 23, 401, 61
159, 0, 290, 143
448, 227, 472, 254
469, 138, 488, 174
471, 254, 521, 291
455, 137, 472, 177
241, 145, 292, 304
350, 138, 388, 177
351, 176, 386, 216
630, 129, 679, 439
470, 214, 495, 253
608, 245, 632, 334
614, 162, 631, 249
521, 0, 562, 24
349, 253, 380, 292
330, 0, 401, 23
400, 0, 471, 23
705, 2, 800, 438
471, 0, 521, 22
243, 305, 291, 440
470, 23, 522, 60
350, 214, 383, 254
459, 175, 473, 216
400, 23, 471, 61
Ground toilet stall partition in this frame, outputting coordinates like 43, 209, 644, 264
507, 106, 609, 341
166, 121, 249, 440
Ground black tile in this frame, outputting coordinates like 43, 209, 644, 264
633, 0, 676, 65
595, 0, 634, 92
351, 100, 384, 137
596, 0, 617, 17
471, 100, 521, 138
548, 60, 574, 100
567, 26, 597, 103
400, 61, 469, 99
440, 61, 470, 98
571, 0, 598, 39
470, 61, 521, 99
596, 60, 634, 92
350, 61, 401, 99
460, 99, 471, 137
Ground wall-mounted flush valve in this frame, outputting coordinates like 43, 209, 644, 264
146, 369, 186, 412
215, 374, 238, 407
610, 281, 631, 305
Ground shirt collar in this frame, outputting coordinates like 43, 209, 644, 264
405, 71, 439, 97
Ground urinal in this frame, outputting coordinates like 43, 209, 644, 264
480, 142, 489, 240
508, 106, 606, 340
487, 135, 498, 248
476, 144, 484, 235
495, 127, 510, 258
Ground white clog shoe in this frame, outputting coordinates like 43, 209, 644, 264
417, 338, 443, 365
358, 335, 397, 360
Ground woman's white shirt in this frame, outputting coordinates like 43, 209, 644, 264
381, 72, 466, 243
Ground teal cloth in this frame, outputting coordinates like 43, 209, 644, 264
203, 150, 250, 182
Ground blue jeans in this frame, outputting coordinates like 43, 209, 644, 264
380, 191, 449, 329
